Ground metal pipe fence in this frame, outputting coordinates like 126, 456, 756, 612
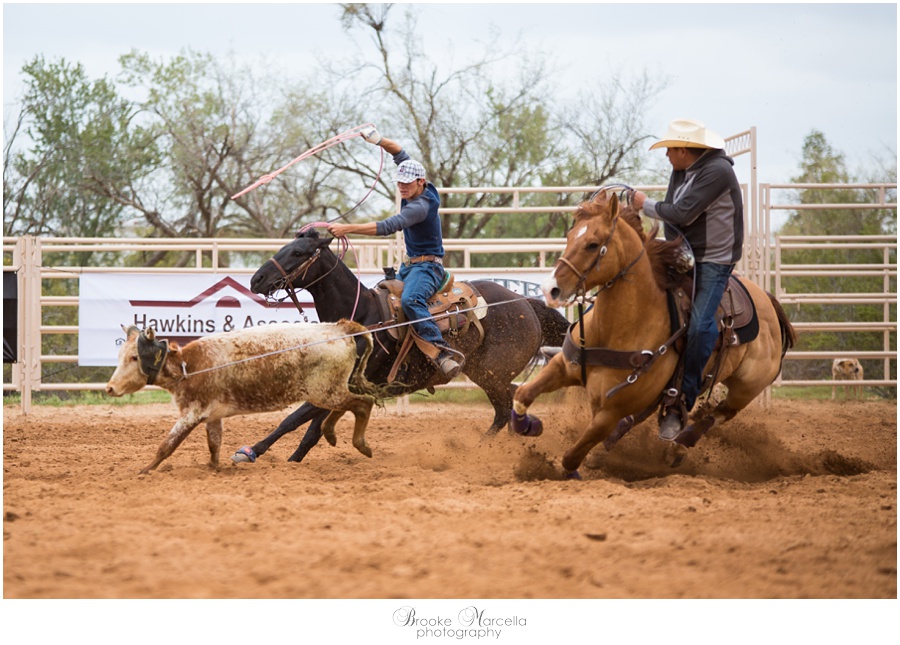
3, 182, 896, 412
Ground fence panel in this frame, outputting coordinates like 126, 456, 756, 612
3, 182, 897, 412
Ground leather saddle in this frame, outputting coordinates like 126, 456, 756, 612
374, 270, 486, 341
372, 269, 487, 382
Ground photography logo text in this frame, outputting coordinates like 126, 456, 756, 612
393, 605, 527, 640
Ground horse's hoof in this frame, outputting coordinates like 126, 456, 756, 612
673, 417, 716, 448
231, 446, 257, 463
565, 470, 582, 480
664, 443, 688, 468
510, 411, 543, 437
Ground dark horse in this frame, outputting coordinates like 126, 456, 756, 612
234, 230, 570, 464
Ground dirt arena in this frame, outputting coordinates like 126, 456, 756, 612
3, 393, 896, 601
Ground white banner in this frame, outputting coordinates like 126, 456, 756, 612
79, 274, 319, 366
78, 270, 552, 366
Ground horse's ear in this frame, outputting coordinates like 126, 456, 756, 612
122, 324, 140, 340
609, 192, 619, 220
319, 235, 334, 248
590, 190, 609, 206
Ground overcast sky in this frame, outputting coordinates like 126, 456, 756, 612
2, 1, 897, 186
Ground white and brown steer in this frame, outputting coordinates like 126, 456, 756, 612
106, 320, 378, 474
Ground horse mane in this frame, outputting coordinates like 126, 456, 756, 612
621, 203, 686, 291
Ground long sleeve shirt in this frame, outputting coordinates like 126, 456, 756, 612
375, 149, 444, 258
641, 149, 743, 264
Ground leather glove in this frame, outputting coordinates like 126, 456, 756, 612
360, 125, 382, 145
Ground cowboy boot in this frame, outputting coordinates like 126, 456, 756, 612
658, 406, 685, 441
436, 348, 465, 378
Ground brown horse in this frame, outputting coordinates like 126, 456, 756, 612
511, 189, 795, 477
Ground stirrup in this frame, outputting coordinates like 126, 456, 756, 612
658, 409, 684, 442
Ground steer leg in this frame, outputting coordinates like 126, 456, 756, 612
141, 413, 203, 475
205, 419, 223, 469
348, 399, 375, 458
321, 400, 375, 459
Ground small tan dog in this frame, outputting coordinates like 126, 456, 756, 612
832, 358, 864, 400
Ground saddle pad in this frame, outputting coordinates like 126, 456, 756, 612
724, 277, 759, 346
670, 274, 759, 347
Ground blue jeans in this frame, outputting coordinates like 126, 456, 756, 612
682, 262, 734, 411
398, 261, 447, 349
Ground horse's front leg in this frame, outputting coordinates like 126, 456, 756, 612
561, 407, 621, 475
511, 354, 580, 436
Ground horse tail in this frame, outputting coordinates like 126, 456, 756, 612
526, 298, 570, 347
767, 292, 796, 365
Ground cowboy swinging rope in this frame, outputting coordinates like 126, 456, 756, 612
231, 124, 390, 327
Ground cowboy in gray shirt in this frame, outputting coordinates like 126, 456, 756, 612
631, 119, 743, 440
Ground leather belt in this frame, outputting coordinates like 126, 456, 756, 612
406, 255, 443, 265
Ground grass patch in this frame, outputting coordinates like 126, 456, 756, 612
771, 385, 895, 401
3, 389, 172, 407
405, 383, 575, 406
406, 387, 490, 406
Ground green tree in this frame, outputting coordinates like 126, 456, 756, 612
3, 56, 154, 239
778, 130, 896, 390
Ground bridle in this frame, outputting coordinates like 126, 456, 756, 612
261, 231, 360, 321
262, 247, 329, 320
554, 204, 645, 304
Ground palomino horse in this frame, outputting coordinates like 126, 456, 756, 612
511, 189, 795, 477
239, 229, 570, 464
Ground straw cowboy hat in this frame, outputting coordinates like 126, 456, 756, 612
649, 118, 726, 150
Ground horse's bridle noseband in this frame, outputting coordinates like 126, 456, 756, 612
262, 247, 328, 319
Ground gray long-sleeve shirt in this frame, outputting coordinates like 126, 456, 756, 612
641, 149, 744, 264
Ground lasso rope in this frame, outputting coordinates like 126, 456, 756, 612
230, 124, 388, 323
231, 124, 381, 200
